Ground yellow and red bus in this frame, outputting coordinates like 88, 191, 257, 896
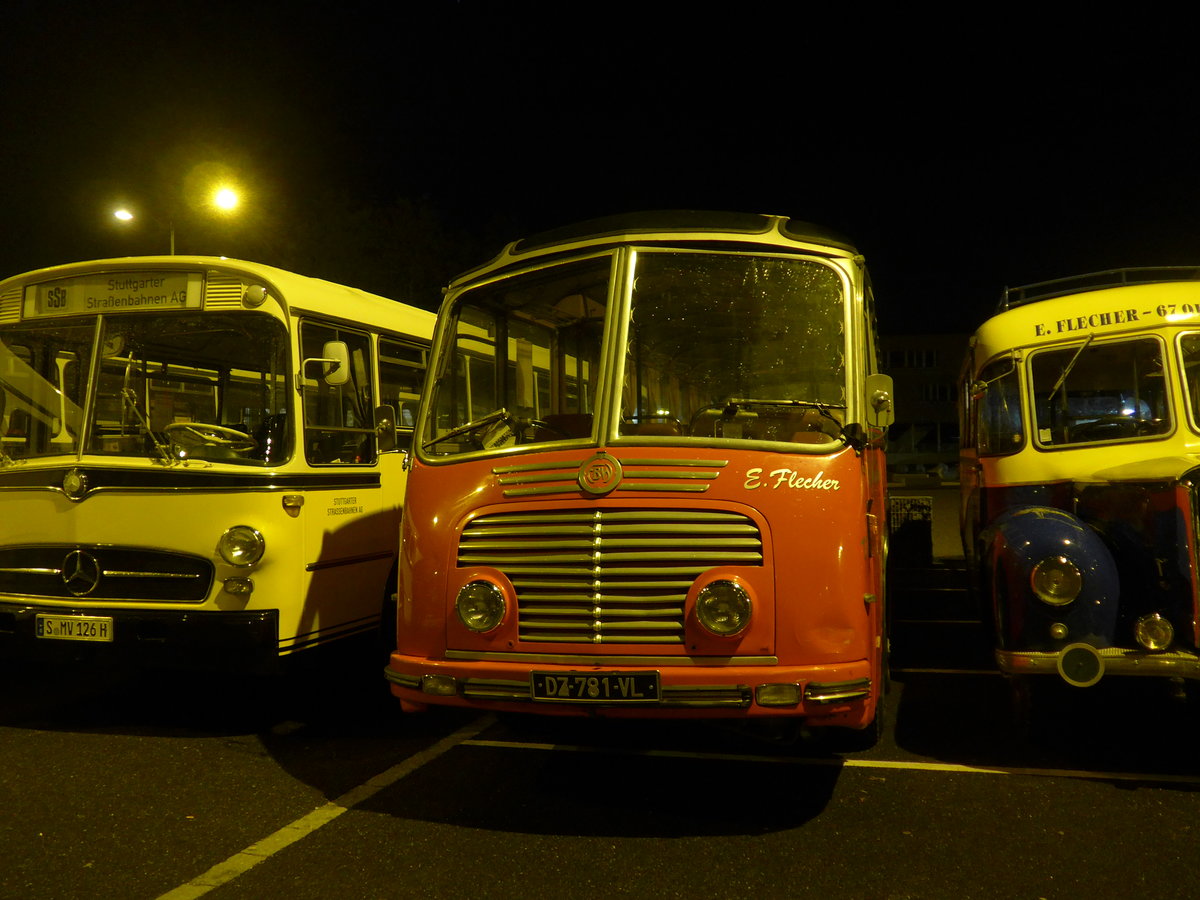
0, 256, 434, 671
386, 212, 894, 741
960, 268, 1200, 704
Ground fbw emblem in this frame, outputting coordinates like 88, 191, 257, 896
577, 452, 622, 496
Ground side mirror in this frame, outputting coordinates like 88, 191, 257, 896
375, 404, 397, 452
301, 340, 351, 387
865, 373, 895, 428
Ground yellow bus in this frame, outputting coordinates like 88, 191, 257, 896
960, 268, 1200, 706
0, 256, 434, 671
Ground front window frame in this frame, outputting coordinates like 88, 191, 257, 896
1028, 334, 1172, 450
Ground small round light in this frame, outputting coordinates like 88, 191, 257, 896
218, 525, 265, 567
243, 285, 269, 308
456, 581, 506, 633
1031, 556, 1082, 606
695, 580, 752, 636
1134, 613, 1174, 651
1049, 622, 1069, 640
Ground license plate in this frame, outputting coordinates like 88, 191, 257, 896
531, 670, 660, 703
35, 615, 114, 642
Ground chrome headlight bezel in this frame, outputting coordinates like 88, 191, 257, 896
455, 581, 507, 633
695, 579, 752, 637
1031, 555, 1082, 606
1134, 612, 1174, 651
217, 525, 265, 567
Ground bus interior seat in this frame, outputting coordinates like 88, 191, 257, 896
625, 420, 682, 436
788, 409, 837, 443
541, 413, 593, 438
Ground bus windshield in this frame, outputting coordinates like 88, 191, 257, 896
1, 313, 290, 466
421, 250, 848, 455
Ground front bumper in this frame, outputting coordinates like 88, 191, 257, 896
385, 652, 875, 726
998, 646, 1200, 685
0, 602, 279, 672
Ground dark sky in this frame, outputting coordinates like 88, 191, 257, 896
3, 1, 1200, 335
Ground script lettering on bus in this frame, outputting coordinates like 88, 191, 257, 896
327, 496, 363, 516
743, 467, 841, 492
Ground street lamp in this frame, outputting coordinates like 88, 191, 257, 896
111, 184, 241, 255
112, 206, 176, 254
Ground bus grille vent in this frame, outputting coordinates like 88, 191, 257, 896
0, 286, 20, 324
457, 509, 763, 644
0, 546, 213, 603
203, 276, 245, 309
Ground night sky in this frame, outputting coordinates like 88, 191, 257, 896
3, 1, 1199, 336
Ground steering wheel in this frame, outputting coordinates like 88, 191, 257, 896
164, 422, 258, 452
1071, 415, 1149, 442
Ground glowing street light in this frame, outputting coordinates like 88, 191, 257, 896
111, 182, 243, 255
213, 187, 239, 211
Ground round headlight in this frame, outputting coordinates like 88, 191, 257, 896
456, 581, 506, 633
218, 525, 265, 567
1134, 613, 1174, 651
695, 580, 751, 637
1031, 556, 1082, 606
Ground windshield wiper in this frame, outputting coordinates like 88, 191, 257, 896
1049, 333, 1094, 403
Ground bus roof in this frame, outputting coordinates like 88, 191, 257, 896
1000, 266, 1200, 310
0, 256, 435, 337
450, 211, 862, 287
969, 273, 1200, 366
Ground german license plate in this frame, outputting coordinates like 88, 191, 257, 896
35, 615, 114, 642
531, 670, 660, 703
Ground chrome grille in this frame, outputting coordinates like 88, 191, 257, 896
0, 546, 213, 602
458, 509, 763, 644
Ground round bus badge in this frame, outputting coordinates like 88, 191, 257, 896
577, 451, 622, 496
62, 468, 89, 501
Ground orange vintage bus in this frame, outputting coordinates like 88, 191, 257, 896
385, 212, 894, 740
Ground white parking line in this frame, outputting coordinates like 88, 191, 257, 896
157, 715, 495, 900
462, 738, 1200, 786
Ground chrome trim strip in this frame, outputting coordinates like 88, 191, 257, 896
455, 677, 752, 707
102, 570, 200, 580
997, 648, 1200, 680
305, 550, 393, 572
383, 669, 422, 690
444, 650, 779, 666
804, 677, 872, 703
615, 483, 709, 492
492, 461, 581, 474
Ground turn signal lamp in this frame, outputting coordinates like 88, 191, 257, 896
1134, 613, 1173, 651
421, 674, 458, 696
755, 683, 802, 707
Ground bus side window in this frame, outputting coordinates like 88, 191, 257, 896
301, 322, 376, 465
379, 337, 427, 452
975, 358, 1023, 455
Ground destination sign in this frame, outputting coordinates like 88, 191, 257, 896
23, 271, 202, 319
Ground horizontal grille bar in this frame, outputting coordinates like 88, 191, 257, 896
458, 508, 762, 646
0, 546, 214, 602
